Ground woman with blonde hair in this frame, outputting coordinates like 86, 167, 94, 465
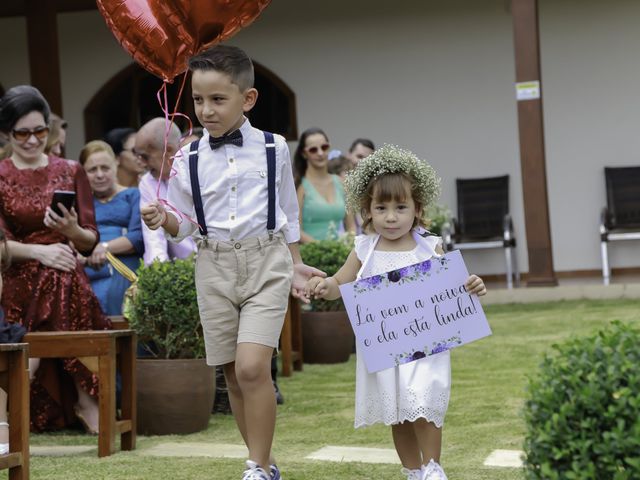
79, 140, 144, 315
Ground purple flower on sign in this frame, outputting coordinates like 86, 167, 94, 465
365, 275, 383, 287
414, 260, 432, 275
388, 266, 410, 283
410, 350, 427, 361
430, 343, 449, 355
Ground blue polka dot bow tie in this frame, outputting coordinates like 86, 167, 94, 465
209, 129, 243, 150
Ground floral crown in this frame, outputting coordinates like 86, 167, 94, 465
344, 144, 441, 217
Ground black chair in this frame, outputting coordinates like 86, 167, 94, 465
600, 166, 640, 285
442, 175, 519, 289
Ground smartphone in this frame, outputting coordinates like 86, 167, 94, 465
50, 190, 76, 216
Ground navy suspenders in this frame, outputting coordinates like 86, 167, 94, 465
188, 132, 277, 240
264, 131, 276, 239
188, 140, 208, 236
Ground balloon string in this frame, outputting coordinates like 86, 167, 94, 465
154, 78, 202, 232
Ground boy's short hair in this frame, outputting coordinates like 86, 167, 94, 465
188, 45, 254, 92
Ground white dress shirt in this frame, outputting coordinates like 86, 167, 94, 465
139, 171, 197, 264
165, 118, 300, 243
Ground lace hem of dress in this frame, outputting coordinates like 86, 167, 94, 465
354, 389, 449, 430
354, 405, 446, 429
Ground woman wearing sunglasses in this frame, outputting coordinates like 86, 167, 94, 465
293, 127, 356, 243
0, 85, 111, 434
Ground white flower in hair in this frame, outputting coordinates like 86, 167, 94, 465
344, 144, 441, 220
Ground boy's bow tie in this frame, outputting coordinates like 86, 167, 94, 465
209, 130, 243, 150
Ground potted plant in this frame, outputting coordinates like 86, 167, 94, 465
125, 256, 214, 435
299, 235, 355, 363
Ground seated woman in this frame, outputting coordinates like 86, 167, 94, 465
79, 140, 144, 315
103, 127, 143, 188
0, 85, 111, 434
294, 127, 355, 242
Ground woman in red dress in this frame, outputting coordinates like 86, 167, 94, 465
0, 85, 111, 433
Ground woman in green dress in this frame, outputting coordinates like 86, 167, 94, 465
294, 127, 356, 242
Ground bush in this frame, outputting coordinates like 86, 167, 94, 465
425, 203, 450, 236
523, 321, 640, 479
299, 236, 353, 311
125, 257, 205, 359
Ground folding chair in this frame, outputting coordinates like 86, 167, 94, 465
600, 166, 640, 285
442, 175, 519, 288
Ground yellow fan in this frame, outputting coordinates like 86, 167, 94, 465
105, 251, 137, 282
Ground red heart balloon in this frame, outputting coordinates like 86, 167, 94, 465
97, 0, 271, 82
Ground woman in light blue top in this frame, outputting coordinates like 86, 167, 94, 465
294, 128, 356, 242
79, 140, 144, 315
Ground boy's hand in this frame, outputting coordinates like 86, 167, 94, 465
291, 263, 326, 303
141, 201, 167, 231
466, 274, 487, 296
304, 276, 330, 299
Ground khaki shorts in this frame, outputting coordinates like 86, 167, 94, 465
195, 232, 293, 366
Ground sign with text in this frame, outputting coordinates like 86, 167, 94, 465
339, 250, 492, 373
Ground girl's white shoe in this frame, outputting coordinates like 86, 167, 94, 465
422, 459, 448, 480
401, 467, 422, 480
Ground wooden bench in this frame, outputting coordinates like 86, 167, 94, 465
23, 328, 136, 458
280, 296, 303, 377
0, 343, 29, 480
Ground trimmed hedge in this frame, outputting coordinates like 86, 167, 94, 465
523, 321, 640, 479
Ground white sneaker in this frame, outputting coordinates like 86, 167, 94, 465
422, 459, 448, 480
242, 460, 270, 480
401, 466, 423, 480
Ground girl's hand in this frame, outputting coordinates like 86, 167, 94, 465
34, 243, 76, 272
292, 264, 326, 303
44, 205, 79, 237
466, 274, 487, 296
304, 276, 330, 299
141, 201, 167, 231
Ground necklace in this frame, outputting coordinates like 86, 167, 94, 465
96, 185, 123, 203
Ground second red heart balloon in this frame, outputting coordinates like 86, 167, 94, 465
97, 0, 271, 82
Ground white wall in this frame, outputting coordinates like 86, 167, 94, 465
2, 0, 639, 276
231, 0, 526, 276
539, 0, 640, 272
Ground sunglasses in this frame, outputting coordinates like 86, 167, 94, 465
305, 143, 330, 155
12, 126, 49, 142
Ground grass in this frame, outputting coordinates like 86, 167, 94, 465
28, 299, 640, 479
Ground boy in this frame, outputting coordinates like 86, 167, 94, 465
141, 45, 323, 480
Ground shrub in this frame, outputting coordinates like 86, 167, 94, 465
425, 202, 450, 236
125, 257, 205, 359
523, 321, 640, 479
299, 236, 353, 311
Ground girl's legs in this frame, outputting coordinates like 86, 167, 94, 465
223, 342, 276, 471
412, 418, 442, 464
392, 421, 422, 469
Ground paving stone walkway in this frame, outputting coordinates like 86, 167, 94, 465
32, 443, 523, 468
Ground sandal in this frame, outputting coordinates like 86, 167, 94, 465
0, 421, 8, 455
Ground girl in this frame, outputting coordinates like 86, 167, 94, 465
304, 145, 487, 480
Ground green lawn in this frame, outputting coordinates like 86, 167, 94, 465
29, 299, 640, 479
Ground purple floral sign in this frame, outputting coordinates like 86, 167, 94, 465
339, 250, 492, 373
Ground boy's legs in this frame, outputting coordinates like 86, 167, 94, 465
392, 421, 422, 469
225, 342, 276, 469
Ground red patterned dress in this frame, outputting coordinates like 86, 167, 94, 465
0, 156, 112, 431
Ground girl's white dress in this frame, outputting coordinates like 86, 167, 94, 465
353, 231, 451, 428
